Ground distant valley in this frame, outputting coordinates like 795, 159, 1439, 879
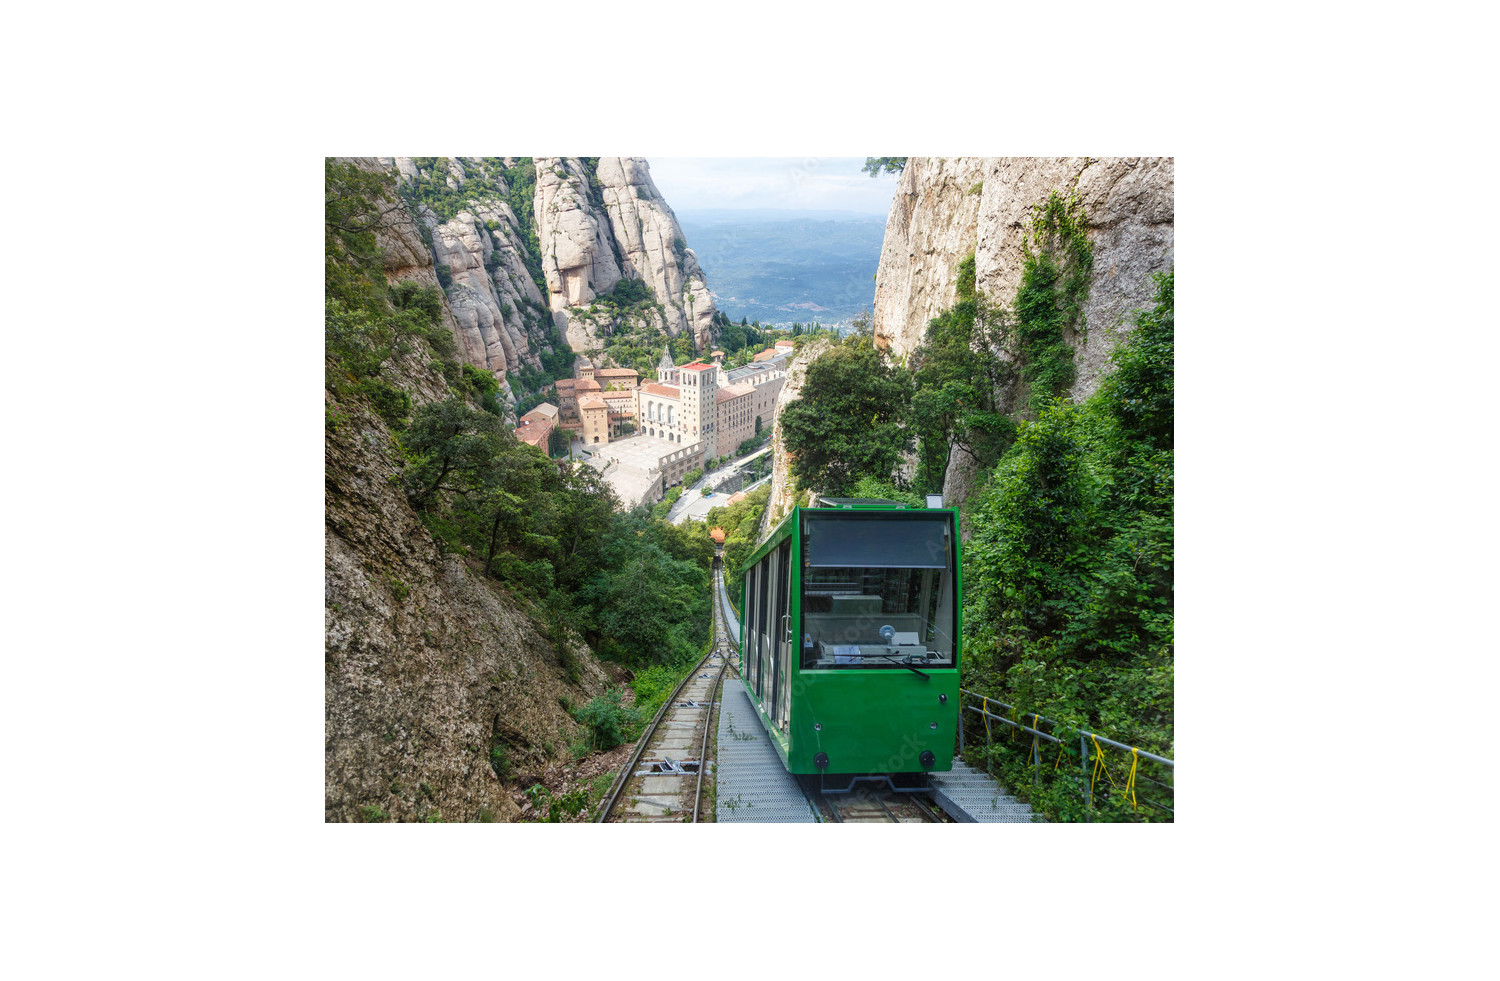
677, 209, 886, 325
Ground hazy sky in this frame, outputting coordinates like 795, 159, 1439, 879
647, 157, 898, 215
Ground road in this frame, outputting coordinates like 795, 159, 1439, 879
669, 448, 772, 525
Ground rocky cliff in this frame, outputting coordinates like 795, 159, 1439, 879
328, 157, 689, 823
758, 338, 835, 538
871, 157, 991, 358
382, 158, 555, 402
377, 157, 717, 409
534, 157, 716, 353
325, 389, 616, 823
872, 157, 1173, 504
873, 156, 1174, 402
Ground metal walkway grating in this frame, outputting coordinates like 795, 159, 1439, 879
926, 759, 1040, 823
715, 682, 816, 822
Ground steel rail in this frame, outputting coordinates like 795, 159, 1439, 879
909, 794, 945, 824
600, 555, 742, 823
597, 629, 721, 824
692, 604, 732, 822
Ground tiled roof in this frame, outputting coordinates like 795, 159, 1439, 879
596, 368, 637, 378
640, 382, 680, 398
554, 378, 576, 390
715, 383, 755, 403
575, 379, 601, 392
680, 361, 714, 372
579, 394, 607, 410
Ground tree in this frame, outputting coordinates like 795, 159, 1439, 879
778, 338, 913, 496
908, 255, 1016, 491
862, 157, 908, 177
325, 160, 442, 385
400, 397, 504, 508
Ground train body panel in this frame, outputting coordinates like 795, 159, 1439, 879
737, 500, 962, 776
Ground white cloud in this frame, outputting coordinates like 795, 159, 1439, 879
648, 157, 898, 214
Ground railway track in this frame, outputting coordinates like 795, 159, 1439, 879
712, 555, 950, 824
807, 783, 951, 823
600, 551, 955, 823
596, 571, 734, 823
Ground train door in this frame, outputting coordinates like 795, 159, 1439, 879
772, 539, 792, 733
749, 559, 765, 700
762, 545, 782, 714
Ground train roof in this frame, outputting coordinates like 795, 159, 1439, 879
813, 496, 909, 509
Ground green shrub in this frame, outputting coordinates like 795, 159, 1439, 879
524, 783, 588, 822
629, 663, 684, 726
461, 363, 502, 415
570, 688, 640, 755
358, 377, 411, 428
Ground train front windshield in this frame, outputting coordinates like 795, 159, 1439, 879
800, 513, 956, 670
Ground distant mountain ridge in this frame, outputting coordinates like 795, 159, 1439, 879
678, 211, 885, 324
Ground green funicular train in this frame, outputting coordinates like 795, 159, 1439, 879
738, 496, 961, 783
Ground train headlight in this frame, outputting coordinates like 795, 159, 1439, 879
814, 752, 829, 770
920, 750, 936, 768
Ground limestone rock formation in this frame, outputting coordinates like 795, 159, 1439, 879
873, 157, 1174, 402
325, 390, 614, 823
871, 157, 1173, 505
429, 205, 545, 376
871, 157, 990, 357
759, 338, 835, 540
383, 157, 556, 388
536, 157, 717, 353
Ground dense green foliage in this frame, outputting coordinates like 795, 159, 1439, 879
778, 337, 913, 496
705, 485, 770, 611
325, 161, 461, 403
908, 253, 1016, 491
1014, 192, 1093, 416
962, 271, 1173, 821
398, 397, 716, 668
765, 182, 1172, 819
327, 160, 716, 678
568, 688, 640, 755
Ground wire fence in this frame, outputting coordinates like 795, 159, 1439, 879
960, 690, 1174, 821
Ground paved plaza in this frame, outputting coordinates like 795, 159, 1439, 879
587, 434, 686, 471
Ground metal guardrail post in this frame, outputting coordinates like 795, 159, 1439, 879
1081, 734, 1090, 820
